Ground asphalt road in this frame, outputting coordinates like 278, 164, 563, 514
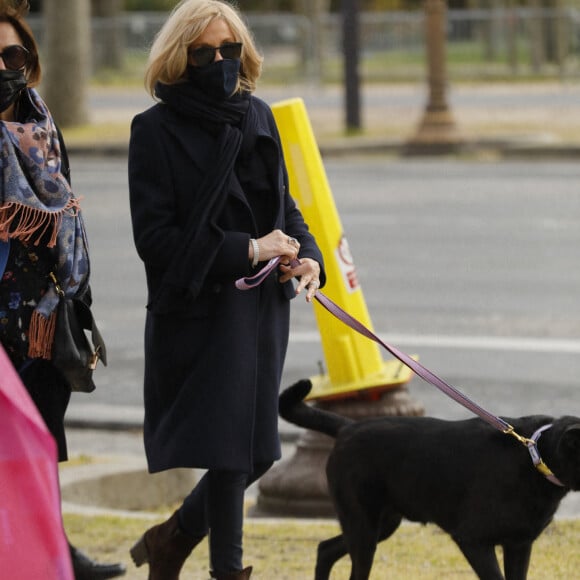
68, 155, 580, 424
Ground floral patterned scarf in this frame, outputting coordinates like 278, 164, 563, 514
0, 88, 89, 359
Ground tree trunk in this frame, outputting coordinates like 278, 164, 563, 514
543, 0, 567, 68
92, 0, 124, 70
528, 0, 544, 73
42, 0, 91, 127
342, 0, 361, 131
505, 0, 518, 75
293, 0, 330, 84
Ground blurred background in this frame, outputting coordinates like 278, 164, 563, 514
25, 0, 580, 136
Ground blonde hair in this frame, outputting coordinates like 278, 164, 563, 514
145, 0, 262, 98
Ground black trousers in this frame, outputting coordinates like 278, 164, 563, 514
19, 359, 71, 462
178, 461, 272, 573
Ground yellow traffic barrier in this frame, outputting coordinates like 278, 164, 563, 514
272, 97, 414, 401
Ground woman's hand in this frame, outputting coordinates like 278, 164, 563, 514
250, 229, 300, 264
278, 257, 321, 303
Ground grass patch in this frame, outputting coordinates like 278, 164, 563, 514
61, 122, 131, 149
59, 454, 98, 468
64, 513, 580, 579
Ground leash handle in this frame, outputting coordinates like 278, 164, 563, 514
235, 257, 511, 433
235, 256, 282, 290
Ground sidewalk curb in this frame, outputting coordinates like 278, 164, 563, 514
65, 138, 580, 160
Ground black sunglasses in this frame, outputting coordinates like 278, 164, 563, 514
189, 42, 242, 67
0, 45, 29, 71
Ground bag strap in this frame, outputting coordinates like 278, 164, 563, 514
73, 298, 107, 367
51, 270, 107, 367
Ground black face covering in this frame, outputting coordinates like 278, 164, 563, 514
0, 69, 27, 113
187, 59, 241, 101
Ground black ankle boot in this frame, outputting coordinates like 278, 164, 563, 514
69, 543, 126, 580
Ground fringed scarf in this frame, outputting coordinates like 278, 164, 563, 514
0, 88, 89, 359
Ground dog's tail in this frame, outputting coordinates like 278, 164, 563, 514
279, 379, 353, 438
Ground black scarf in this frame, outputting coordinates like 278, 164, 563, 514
155, 81, 249, 127
151, 82, 252, 311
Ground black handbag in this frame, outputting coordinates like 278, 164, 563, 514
51, 281, 107, 393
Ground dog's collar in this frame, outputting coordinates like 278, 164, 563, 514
527, 424, 565, 487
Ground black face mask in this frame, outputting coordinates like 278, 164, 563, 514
187, 59, 241, 101
0, 69, 26, 113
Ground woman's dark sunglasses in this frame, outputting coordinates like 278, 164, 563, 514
0, 45, 30, 71
189, 42, 242, 67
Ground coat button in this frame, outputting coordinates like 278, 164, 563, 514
212, 283, 222, 293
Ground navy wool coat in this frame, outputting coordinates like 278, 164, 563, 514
129, 95, 325, 473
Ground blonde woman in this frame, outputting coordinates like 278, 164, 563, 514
128, 1, 325, 578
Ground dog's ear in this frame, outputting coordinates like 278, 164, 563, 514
559, 424, 580, 457
557, 424, 580, 490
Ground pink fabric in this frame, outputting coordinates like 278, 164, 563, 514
0, 345, 73, 579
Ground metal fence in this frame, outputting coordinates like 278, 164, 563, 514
26, 8, 580, 83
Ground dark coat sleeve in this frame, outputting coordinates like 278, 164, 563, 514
129, 108, 182, 272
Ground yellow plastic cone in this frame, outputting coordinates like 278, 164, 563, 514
273, 97, 414, 401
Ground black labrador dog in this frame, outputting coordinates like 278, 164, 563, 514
279, 379, 580, 580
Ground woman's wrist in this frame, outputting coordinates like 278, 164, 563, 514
249, 238, 260, 267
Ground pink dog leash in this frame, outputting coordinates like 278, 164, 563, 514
235, 257, 565, 487
236, 256, 511, 431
